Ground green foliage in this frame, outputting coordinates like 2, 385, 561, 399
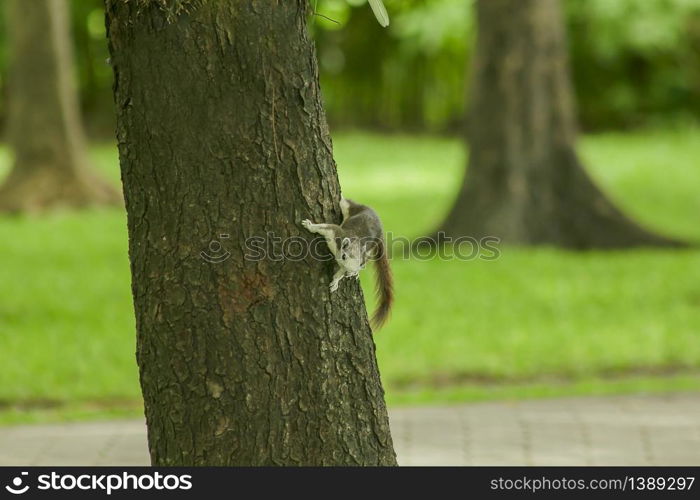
0, 130, 698, 419
315, 0, 700, 131
69, 0, 115, 134
0, 5, 7, 125
566, 0, 700, 129
1, 0, 696, 134
316, 0, 473, 130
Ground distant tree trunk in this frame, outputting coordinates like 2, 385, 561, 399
432, 0, 682, 249
105, 1, 396, 466
0, 0, 120, 213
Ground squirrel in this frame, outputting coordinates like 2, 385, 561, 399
302, 198, 393, 329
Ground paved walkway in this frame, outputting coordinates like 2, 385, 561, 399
1, 394, 698, 466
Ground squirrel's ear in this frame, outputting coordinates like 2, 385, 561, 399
364, 241, 378, 257
341, 237, 350, 249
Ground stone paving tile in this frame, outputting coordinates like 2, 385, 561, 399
0, 394, 698, 466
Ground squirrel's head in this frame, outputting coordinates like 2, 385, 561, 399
339, 237, 365, 273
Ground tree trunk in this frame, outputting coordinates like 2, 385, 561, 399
0, 0, 120, 213
433, 0, 683, 249
105, 1, 396, 466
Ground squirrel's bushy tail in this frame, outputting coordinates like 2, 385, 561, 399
371, 240, 393, 330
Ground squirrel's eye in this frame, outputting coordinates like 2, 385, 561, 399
342, 254, 346, 260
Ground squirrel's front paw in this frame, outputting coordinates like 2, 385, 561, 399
329, 280, 339, 292
301, 219, 314, 230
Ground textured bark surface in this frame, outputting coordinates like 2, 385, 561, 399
105, 0, 396, 466
435, 0, 683, 249
0, 0, 120, 213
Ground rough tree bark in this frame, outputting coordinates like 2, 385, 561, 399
105, 1, 396, 465
432, 0, 683, 249
0, 0, 120, 213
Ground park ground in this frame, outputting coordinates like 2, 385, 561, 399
0, 129, 699, 424
4, 394, 699, 465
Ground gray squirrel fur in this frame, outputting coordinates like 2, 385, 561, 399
302, 198, 393, 329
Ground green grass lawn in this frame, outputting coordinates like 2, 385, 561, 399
1, 129, 699, 423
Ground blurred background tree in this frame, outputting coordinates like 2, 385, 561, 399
0, 0, 119, 212
430, 0, 685, 249
1, 0, 698, 136
0, 0, 113, 137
